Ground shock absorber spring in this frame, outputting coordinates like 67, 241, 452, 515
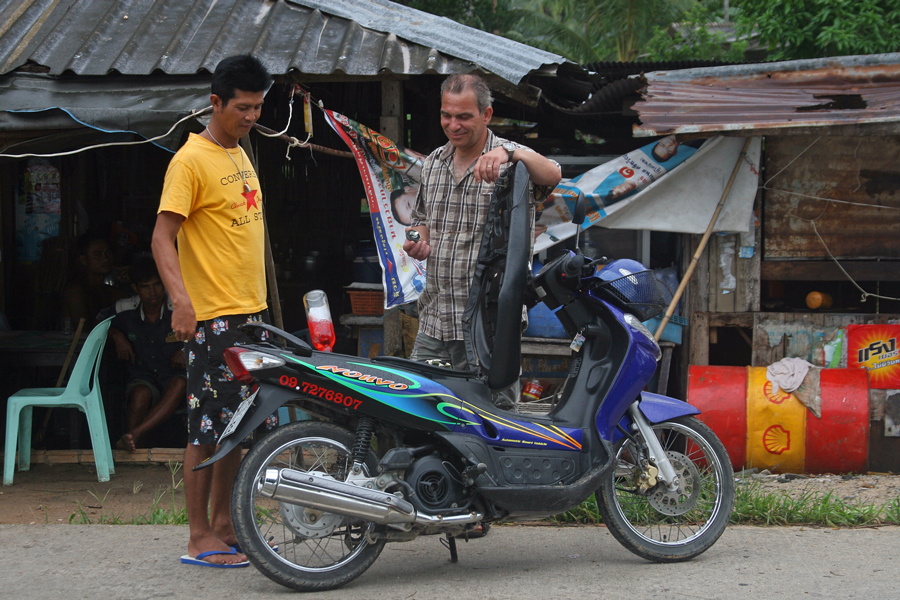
351, 417, 376, 467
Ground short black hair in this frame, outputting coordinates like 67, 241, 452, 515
129, 255, 160, 285
75, 232, 108, 256
211, 55, 271, 106
390, 188, 412, 226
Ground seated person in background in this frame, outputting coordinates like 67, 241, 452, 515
99, 256, 186, 452
63, 234, 129, 329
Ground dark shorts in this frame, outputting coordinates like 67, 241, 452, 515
184, 311, 277, 445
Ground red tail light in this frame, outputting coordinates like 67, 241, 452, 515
223, 347, 255, 384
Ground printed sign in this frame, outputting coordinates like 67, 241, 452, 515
847, 324, 900, 389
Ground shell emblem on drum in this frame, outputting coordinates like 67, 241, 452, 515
762, 381, 792, 405
762, 424, 791, 455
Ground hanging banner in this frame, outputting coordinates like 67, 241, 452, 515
847, 324, 900, 389
534, 136, 762, 254
323, 110, 427, 308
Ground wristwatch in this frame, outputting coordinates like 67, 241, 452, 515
501, 141, 516, 162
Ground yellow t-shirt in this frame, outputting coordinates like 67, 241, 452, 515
158, 133, 267, 321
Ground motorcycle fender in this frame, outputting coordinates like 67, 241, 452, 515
637, 391, 700, 423
194, 383, 297, 471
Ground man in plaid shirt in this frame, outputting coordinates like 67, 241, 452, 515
402, 73, 561, 409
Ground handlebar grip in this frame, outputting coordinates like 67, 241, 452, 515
557, 254, 585, 287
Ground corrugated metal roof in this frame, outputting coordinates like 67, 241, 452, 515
0, 0, 566, 85
633, 53, 900, 136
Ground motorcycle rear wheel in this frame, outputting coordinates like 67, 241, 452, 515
232, 421, 385, 591
597, 416, 734, 562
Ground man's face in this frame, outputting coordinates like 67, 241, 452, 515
212, 89, 265, 141
81, 240, 112, 276
133, 277, 165, 309
440, 90, 492, 153
653, 137, 679, 162
393, 186, 417, 226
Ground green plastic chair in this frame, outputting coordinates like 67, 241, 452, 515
4, 317, 115, 485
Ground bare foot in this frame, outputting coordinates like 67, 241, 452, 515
115, 433, 136, 453
188, 534, 246, 566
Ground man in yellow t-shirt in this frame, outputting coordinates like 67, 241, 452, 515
152, 54, 272, 569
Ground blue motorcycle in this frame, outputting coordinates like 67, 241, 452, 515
201, 163, 735, 591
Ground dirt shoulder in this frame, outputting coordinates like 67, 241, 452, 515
1, 461, 898, 525
0, 461, 185, 524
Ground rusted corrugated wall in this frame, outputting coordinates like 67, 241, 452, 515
763, 135, 900, 260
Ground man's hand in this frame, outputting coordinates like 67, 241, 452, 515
403, 226, 431, 260
473, 147, 510, 184
110, 329, 135, 362
171, 304, 197, 344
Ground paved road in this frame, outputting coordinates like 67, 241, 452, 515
1, 524, 896, 599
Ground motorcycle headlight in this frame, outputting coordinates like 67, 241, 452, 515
624, 313, 662, 361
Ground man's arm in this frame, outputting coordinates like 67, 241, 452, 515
404, 175, 432, 260
474, 146, 562, 186
151, 211, 195, 342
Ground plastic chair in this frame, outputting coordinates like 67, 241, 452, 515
4, 317, 115, 485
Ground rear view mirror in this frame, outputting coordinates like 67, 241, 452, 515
572, 191, 587, 226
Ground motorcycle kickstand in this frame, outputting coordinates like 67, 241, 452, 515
441, 534, 459, 563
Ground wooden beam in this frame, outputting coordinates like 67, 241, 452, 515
761, 260, 900, 281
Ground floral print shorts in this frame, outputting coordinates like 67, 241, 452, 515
184, 311, 277, 446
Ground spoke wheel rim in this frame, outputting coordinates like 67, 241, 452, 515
249, 436, 375, 573
612, 422, 726, 547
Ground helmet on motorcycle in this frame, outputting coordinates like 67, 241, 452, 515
597, 258, 646, 285
595, 259, 665, 321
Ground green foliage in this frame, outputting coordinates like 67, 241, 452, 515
551, 480, 900, 527
644, 4, 747, 62
734, 0, 900, 60
396, 0, 519, 33
505, 0, 697, 62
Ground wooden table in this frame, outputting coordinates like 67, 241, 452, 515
0, 330, 85, 368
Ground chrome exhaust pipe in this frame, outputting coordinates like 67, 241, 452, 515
258, 468, 482, 527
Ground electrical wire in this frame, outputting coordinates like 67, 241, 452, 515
0, 106, 211, 158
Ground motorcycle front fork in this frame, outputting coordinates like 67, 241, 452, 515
627, 402, 680, 492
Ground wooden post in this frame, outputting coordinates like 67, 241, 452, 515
240, 135, 284, 330
654, 138, 753, 341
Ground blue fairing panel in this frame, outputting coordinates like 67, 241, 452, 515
638, 391, 700, 423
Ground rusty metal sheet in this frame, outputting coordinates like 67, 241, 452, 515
763, 135, 900, 260
634, 54, 900, 136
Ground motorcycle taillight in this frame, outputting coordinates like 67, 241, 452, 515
223, 348, 256, 384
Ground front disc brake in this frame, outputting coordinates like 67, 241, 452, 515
647, 450, 702, 516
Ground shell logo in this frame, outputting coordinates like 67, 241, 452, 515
762, 381, 792, 405
762, 424, 791, 455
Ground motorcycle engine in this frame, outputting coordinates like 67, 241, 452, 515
405, 455, 467, 513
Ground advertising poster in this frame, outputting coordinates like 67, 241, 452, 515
534, 135, 699, 254
323, 109, 427, 308
16, 161, 61, 262
847, 324, 900, 389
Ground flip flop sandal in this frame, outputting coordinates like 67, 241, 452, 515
180, 548, 250, 568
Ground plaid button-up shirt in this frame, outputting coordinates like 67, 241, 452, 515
411, 130, 553, 341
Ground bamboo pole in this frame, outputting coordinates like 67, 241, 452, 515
252, 123, 353, 158
654, 137, 753, 341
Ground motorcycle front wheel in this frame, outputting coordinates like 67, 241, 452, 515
232, 421, 385, 591
597, 416, 734, 562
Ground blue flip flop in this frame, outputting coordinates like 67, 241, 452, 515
180, 548, 249, 568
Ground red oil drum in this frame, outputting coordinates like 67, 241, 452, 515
687, 366, 869, 474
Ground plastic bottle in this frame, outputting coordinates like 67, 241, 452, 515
521, 378, 543, 402
303, 289, 336, 352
